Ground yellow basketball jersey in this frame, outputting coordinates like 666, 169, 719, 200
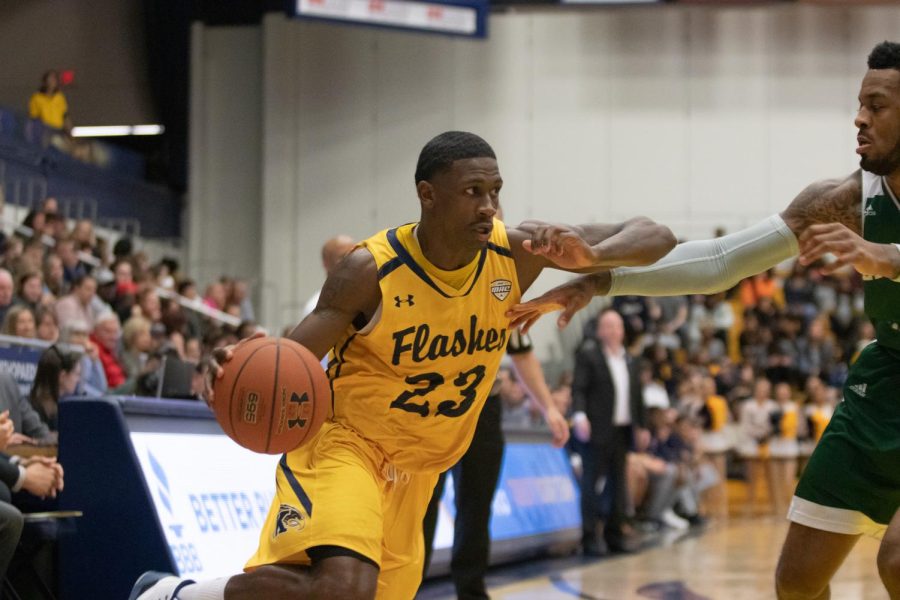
327, 219, 521, 474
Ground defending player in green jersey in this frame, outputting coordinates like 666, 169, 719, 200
506, 41, 900, 600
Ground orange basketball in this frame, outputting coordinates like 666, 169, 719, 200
212, 337, 331, 454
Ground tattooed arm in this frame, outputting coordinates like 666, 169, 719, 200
507, 173, 867, 331
206, 248, 379, 406
286, 248, 382, 360
780, 172, 862, 236
790, 172, 900, 278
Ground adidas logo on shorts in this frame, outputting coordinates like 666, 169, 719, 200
848, 383, 867, 397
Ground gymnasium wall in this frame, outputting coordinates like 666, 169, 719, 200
188, 25, 263, 294
0, 0, 156, 126
188, 4, 900, 358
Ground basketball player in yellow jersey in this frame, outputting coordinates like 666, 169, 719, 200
130, 131, 676, 600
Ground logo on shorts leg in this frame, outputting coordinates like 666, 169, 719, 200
273, 504, 305, 539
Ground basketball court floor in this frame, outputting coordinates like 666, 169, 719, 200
417, 517, 886, 600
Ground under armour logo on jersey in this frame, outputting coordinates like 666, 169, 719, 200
848, 383, 867, 398
394, 295, 415, 307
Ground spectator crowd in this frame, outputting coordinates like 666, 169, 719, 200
498, 255, 861, 549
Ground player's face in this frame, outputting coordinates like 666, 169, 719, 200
855, 69, 900, 176
425, 157, 501, 250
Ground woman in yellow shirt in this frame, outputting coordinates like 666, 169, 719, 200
28, 70, 70, 133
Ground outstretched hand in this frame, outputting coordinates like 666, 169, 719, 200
205, 331, 266, 408
799, 223, 900, 278
506, 277, 597, 334
517, 221, 598, 270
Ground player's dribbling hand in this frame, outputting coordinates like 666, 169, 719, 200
205, 331, 267, 408
506, 277, 597, 333
544, 406, 570, 448
517, 221, 598, 270
799, 223, 900, 279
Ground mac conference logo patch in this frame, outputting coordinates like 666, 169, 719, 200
490, 279, 512, 301
273, 504, 305, 539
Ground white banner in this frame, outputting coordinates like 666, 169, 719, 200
296, 0, 478, 36
131, 432, 280, 578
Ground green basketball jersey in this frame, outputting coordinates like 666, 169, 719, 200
861, 171, 900, 351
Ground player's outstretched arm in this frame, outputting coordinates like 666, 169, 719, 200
507, 173, 862, 332
512, 217, 676, 271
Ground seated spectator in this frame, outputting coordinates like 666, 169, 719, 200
159, 300, 189, 353
40, 197, 58, 217
59, 320, 107, 397
121, 316, 152, 381
0, 409, 63, 584
0, 371, 54, 445
0, 412, 24, 583
629, 421, 681, 531
1, 305, 36, 339
229, 278, 255, 322
203, 282, 227, 312
640, 360, 670, 410
645, 408, 692, 530
112, 237, 133, 264
45, 212, 68, 242
28, 70, 71, 133
737, 377, 778, 517
35, 305, 59, 343
0, 269, 14, 325
42, 254, 65, 298
153, 258, 177, 291
91, 312, 126, 391
113, 259, 138, 304
183, 337, 202, 364
696, 374, 732, 519
14, 271, 45, 312
768, 382, 800, 516
29, 346, 81, 432
136, 287, 162, 323
55, 239, 87, 287
800, 378, 834, 459
177, 279, 200, 304
668, 415, 717, 525
191, 358, 211, 399
55, 274, 98, 332
71, 219, 96, 254
1, 239, 23, 275
11, 238, 46, 281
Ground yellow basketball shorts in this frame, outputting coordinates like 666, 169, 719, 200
245, 421, 439, 600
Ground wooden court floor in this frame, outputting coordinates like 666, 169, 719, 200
418, 517, 887, 600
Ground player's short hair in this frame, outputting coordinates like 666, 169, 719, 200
868, 41, 900, 71
414, 131, 496, 184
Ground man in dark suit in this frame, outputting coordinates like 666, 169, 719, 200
572, 308, 645, 555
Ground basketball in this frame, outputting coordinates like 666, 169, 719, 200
212, 336, 330, 454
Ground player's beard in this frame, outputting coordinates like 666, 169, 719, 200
860, 136, 900, 176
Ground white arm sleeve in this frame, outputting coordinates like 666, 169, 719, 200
608, 214, 798, 297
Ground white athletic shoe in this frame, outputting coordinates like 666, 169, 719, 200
661, 509, 690, 530
128, 571, 196, 600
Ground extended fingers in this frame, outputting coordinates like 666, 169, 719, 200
798, 222, 845, 242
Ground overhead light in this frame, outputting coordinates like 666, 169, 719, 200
71, 124, 165, 137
